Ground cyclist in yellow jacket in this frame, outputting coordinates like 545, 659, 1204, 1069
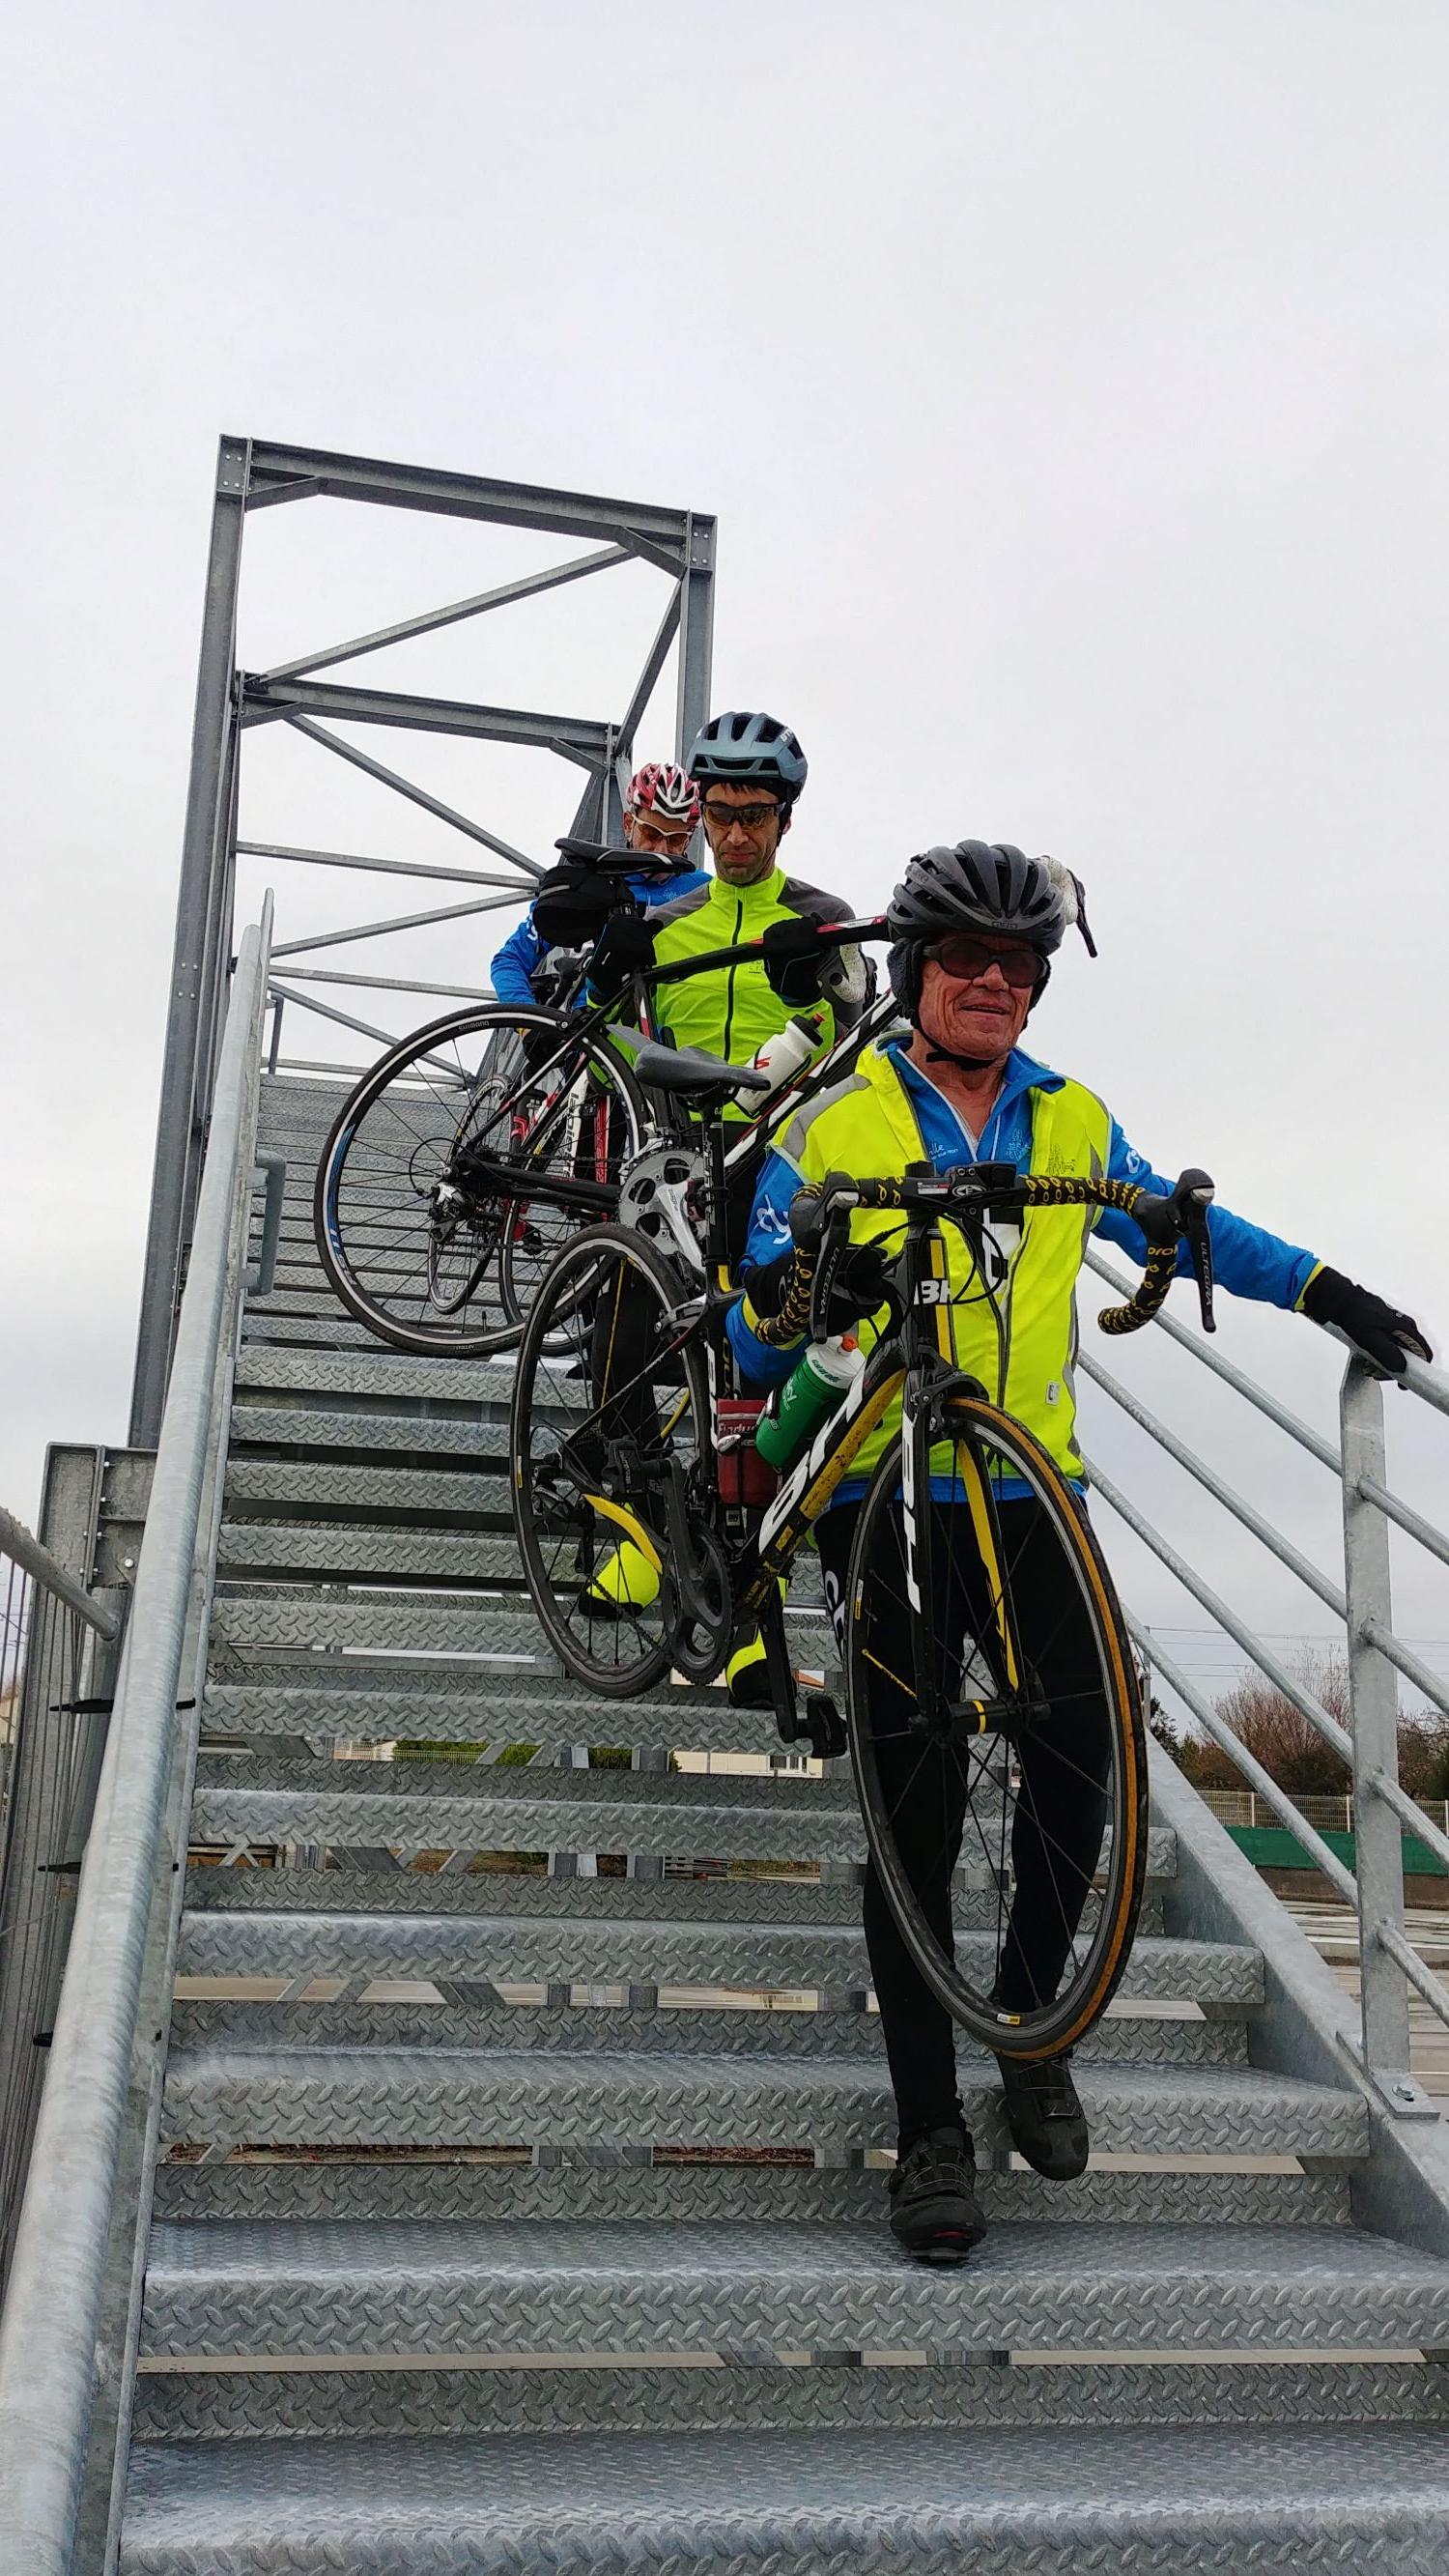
585, 712, 868, 1691
729, 839, 1430, 2256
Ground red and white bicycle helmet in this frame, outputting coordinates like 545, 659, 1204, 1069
626, 761, 701, 827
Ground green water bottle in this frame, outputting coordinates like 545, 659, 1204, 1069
754, 1335, 866, 1474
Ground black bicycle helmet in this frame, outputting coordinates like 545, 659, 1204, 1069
688, 709, 809, 805
887, 841, 1066, 1018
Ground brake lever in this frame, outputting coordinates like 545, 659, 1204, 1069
809, 1205, 854, 1341
1172, 1167, 1216, 1334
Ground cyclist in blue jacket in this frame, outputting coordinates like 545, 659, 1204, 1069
728, 839, 1431, 2256
490, 762, 706, 1005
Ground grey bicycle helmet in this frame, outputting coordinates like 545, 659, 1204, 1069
688, 709, 809, 805
886, 841, 1066, 1018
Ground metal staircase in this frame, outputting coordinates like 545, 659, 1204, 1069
6, 440, 1449, 2570
103, 1055, 1449, 2566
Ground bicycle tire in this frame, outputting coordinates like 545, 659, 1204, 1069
312, 1002, 645, 1358
510, 1222, 709, 1697
841, 1391, 1146, 2061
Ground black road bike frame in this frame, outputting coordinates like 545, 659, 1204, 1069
579, 1136, 1216, 1755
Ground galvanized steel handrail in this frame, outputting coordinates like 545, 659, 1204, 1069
1083, 1249, 1449, 2096
0, 1508, 120, 1644
0, 909, 270, 2574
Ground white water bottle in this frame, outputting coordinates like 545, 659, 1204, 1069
735, 1012, 824, 1109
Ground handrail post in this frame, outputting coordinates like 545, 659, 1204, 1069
1339, 1356, 1434, 2113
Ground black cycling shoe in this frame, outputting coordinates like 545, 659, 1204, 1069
996, 2052, 1090, 2181
888, 2126, 988, 2262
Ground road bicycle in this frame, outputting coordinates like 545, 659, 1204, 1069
508, 1035, 1216, 2057
312, 842, 887, 1358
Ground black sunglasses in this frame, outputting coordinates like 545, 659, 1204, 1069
701, 800, 781, 833
927, 933, 1044, 991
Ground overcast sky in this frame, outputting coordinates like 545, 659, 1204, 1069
4, 1, 1447, 1705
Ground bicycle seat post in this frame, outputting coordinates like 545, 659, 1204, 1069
701, 1105, 732, 1289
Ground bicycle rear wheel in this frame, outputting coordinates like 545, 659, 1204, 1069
511, 1224, 710, 1697
841, 1391, 1146, 2060
313, 1004, 643, 1357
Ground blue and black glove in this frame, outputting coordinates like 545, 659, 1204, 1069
1299, 1266, 1432, 1376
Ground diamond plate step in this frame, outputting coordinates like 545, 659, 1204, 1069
127, 2356, 1449, 2444
184, 1865, 1170, 1940
235, 1346, 554, 1409
187, 1753, 1173, 1878
198, 1669, 850, 1758
185, 1871, 886, 1930
215, 1521, 827, 1605
160, 2045, 1368, 2161
208, 1593, 836, 1668
190, 1752, 863, 1868
168, 1997, 1240, 2073
227, 1405, 520, 1463
257, 1072, 351, 1127
119, 2423, 1449, 2573
240, 1314, 399, 1350
178, 1904, 1261, 2009
151, 2157, 1348, 2233
224, 1460, 516, 1515
218, 1524, 535, 1586
138, 2216, 1449, 2361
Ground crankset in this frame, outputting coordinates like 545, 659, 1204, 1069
662, 1521, 735, 1686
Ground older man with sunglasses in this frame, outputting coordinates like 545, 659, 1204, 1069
728, 838, 1431, 2258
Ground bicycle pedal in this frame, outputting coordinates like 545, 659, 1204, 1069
804, 1691, 847, 1761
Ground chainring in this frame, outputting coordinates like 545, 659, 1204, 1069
616, 1142, 707, 1274
662, 1521, 735, 1686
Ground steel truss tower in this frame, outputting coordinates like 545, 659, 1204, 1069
129, 437, 716, 1444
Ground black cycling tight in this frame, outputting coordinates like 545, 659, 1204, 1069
814, 1496, 1112, 2154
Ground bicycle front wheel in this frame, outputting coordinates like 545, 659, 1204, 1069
511, 1224, 711, 1697
313, 1004, 643, 1358
841, 1394, 1146, 2060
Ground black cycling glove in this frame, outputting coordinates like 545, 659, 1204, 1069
531, 861, 619, 948
761, 916, 829, 1008
1299, 1266, 1432, 1376
746, 1240, 894, 1336
586, 911, 655, 1001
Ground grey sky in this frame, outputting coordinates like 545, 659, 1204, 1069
3, 1, 1447, 1702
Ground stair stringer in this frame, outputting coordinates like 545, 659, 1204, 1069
1151, 1740, 1449, 2260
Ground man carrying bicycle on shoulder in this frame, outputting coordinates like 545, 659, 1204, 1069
489, 761, 707, 1006
583, 711, 871, 1694
588, 709, 871, 1243
726, 838, 1431, 2258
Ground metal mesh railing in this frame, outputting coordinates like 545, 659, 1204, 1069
0, 1505, 121, 2285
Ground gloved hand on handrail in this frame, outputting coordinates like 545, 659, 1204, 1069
1298, 1266, 1433, 1376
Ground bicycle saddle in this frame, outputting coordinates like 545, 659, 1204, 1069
631, 1041, 771, 1098
554, 836, 695, 878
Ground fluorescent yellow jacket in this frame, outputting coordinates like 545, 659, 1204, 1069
757, 1042, 1112, 1479
645, 867, 863, 1115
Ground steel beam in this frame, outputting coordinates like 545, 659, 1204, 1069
283, 716, 543, 873
129, 437, 248, 1446
244, 439, 695, 555
675, 509, 716, 761
244, 672, 611, 768
270, 892, 520, 959
1339, 1360, 1416, 2094
260, 545, 631, 682
237, 840, 516, 889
